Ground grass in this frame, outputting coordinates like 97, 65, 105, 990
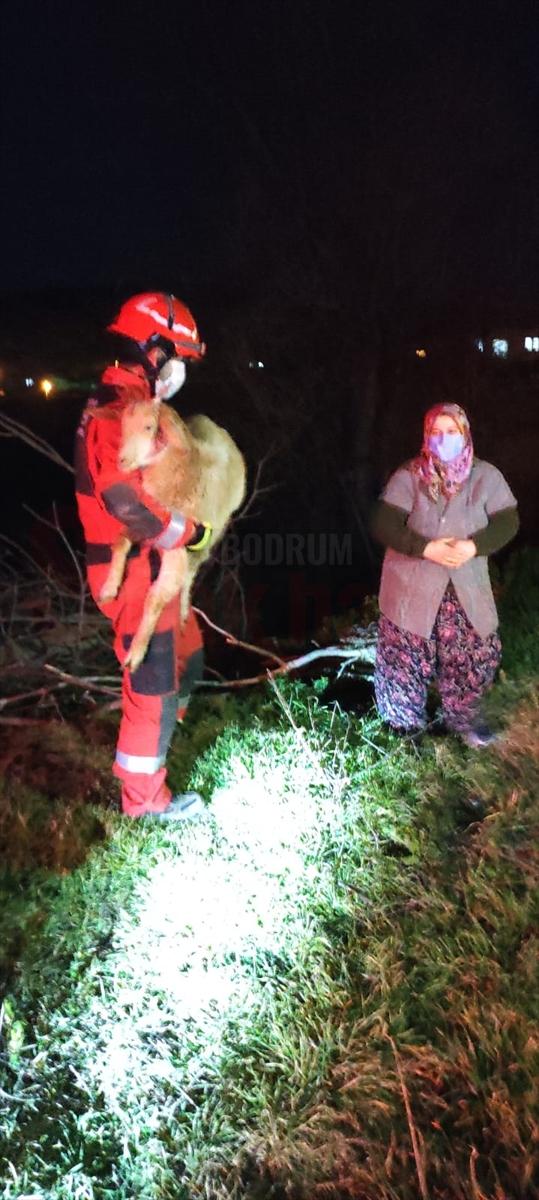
1, 548, 539, 1199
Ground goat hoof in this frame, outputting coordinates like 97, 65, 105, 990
124, 643, 147, 672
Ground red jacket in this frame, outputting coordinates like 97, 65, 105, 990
75, 363, 198, 555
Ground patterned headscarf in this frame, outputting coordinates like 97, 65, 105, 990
410, 402, 474, 501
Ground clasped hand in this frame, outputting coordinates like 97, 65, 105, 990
423, 537, 476, 568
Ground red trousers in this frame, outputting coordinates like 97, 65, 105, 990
87, 546, 204, 816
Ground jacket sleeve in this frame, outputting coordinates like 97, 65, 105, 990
370, 499, 429, 557
86, 411, 198, 549
471, 506, 519, 555
370, 468, 428, 557
470, 464, 519, 555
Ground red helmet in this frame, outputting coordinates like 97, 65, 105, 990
107, 292, 205, 359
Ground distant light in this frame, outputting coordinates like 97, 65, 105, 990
248, 360, 265, 369
526, 335, 539, 352
415, 348, 427, 358
25, 377, 34, 387
492, 339, 508, 358
40, 378, 53, 396
475, 339, 484, 353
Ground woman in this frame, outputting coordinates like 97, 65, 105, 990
370, 403, 519, 747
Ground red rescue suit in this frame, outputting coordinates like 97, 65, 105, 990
75, 363, 204, 815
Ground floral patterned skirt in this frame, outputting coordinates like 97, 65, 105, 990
374, 583, 502, 733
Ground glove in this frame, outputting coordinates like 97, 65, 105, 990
186, 521, 213, 552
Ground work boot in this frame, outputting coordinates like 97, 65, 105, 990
142, 791, 205, 821
459, 723, 499, 749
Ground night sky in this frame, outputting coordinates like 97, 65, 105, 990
3, 0, 539, 320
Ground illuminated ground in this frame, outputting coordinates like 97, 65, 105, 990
1, 551, 539, 1199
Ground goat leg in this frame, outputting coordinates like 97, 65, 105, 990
99, 535, 131, 603
123, 546, 188, 671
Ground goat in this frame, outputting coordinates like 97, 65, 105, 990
99, 398, 246, 671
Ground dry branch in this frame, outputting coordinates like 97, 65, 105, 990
234, 445, 281, 522
0, 684, 66, 711
193, 605, 375, 688
0, 411, 74, 473
193, 606, 287, 667
0, 717, 52, 726
43, 664, 120, 698
23, 502, 88, 638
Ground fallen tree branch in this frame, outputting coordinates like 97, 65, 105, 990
0, 684, 66, 711
193, 606, 288, 668
193, 606, 376, 689
0, 717, 52, 727
195, 646, 372, 690
43, 664, 120, 697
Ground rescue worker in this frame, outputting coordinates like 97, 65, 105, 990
75, 292, 210, 819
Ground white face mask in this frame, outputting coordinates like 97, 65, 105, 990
155, 357, 186, 400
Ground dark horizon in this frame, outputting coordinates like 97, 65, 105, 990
3, 0, 539, 317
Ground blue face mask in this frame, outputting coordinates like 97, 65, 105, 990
427, 431, 465, 462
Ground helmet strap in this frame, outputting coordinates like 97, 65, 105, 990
165, 293, 175, 331
140, 347, 167, 398
144, 357, 159, 397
